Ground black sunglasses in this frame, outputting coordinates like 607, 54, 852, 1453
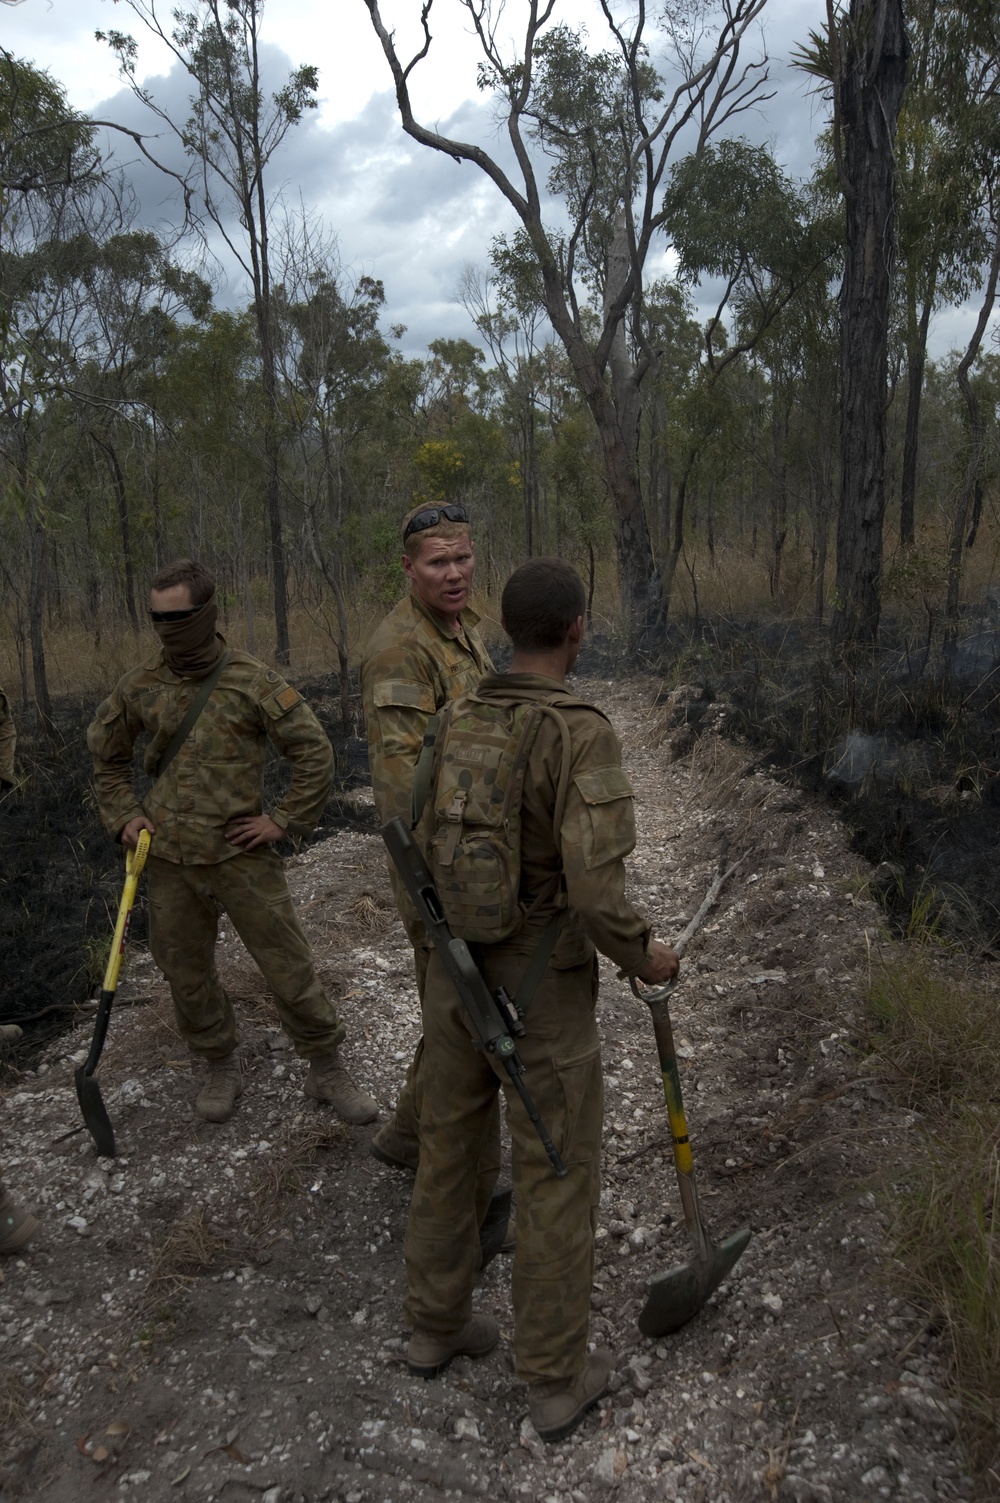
149, 608, 198, 623
403, 504, 469, 542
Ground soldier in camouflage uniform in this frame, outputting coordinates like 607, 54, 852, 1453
403, 558, 679, 1444
361, 505, 508, 1251
0, 686, 16, 790
88, 558, 377, 1126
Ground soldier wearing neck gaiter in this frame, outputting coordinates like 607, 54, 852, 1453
87, 557, 378, 1128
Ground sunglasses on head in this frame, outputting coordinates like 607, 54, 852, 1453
402, 504, 469, 542
149, 608, 199, 623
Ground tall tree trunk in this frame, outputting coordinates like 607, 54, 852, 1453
27, 510, 53, 733
90, 430, 139, 630
899, 283, 935, 547
946, 222, 1000, 619
831, 0, 909, 650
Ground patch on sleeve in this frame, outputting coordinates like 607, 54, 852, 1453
261, 685, 302, 719
571, 764, 636, 868
573, 766, 634, 804
374, 680, 436, 713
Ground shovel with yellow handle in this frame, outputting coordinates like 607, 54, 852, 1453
75, 829, 151, 1157
629, 841, 752, 1336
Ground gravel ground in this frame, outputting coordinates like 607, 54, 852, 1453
0, 676, 974, 1502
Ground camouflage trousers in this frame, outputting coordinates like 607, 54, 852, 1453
404, 949, 602, 1387
389, 944, 502, 1227
147, 851, 345, 1061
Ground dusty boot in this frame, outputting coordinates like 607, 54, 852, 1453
304, 1055, 378, 1125
0, 1186, 38, 1255
528, 1351, 614, 1443
407, 1314, 500, 1378
478, 1184, 512, 1271
195, 1051, 243, 1123
370, 1114, 419, 1171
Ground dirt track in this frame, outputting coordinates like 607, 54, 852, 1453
0, 677, 973, 1501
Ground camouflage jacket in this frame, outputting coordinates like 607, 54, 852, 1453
360, 592, 492, 825
470, 672, 651, 977
88, 648, 334, 865
0, 687, 15, 786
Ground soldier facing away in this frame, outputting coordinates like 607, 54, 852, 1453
360, 503, 510, 1259
87, 558, 377, 1126
402, 558, 678, 1442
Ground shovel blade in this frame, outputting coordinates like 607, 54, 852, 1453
638, 1225, 751, 1337
74, 1067, 117, 1158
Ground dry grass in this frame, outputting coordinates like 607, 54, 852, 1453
146, 1207, 227, 1299
0, 1372, 35, 1444
244, 1118, 347, 1235
864, 953, 1000, 1485
347, 890, 393, 934
687, 733, 750, 811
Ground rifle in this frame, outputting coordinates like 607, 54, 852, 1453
381, 816, 567, 1178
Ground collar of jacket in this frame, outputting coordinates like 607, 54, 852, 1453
408, 591, 480, 639
476, 671, 569, 702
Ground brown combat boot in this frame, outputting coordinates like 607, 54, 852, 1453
0, 1186, 38, 1255
407, 1314, 500, 1378
528, 1350, 614, 1442
370, 1114, 419, 1171
304, 1055, 378, 1124
195, 1051, 243, 1122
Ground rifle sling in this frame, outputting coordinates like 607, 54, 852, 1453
511, 910, 563, 1015
153, 649, 231, 782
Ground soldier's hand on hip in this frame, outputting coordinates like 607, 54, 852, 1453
121, 814, 156, 849
636, 939, 680, 986
224, 814, 285, 851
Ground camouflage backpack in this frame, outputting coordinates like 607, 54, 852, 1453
412, 689, 576, 945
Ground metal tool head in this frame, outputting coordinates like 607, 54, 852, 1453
638, 1225, 751, 1336
74, 1066, 116, 1158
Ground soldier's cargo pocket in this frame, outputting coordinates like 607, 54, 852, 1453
551, 1048, 603, 1195
572, 765, 636, 868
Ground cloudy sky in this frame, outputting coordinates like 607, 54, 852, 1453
4, 0, 978, 360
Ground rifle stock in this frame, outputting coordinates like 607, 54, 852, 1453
381, 816, 566, 1178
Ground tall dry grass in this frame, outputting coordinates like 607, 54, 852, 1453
864, 955, 1000, 1484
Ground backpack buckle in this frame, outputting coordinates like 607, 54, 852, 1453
439, 788, 468, 866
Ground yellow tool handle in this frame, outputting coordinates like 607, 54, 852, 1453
100, 829, 151, 994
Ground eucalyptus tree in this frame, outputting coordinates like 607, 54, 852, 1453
100, 0, 319, 664
71, 231, 211, 626
273, 246, 398, 725
894, 0, 986, 548
796, 0, 909, 649
0, 52, 128, 725
364, 0, 772, 625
